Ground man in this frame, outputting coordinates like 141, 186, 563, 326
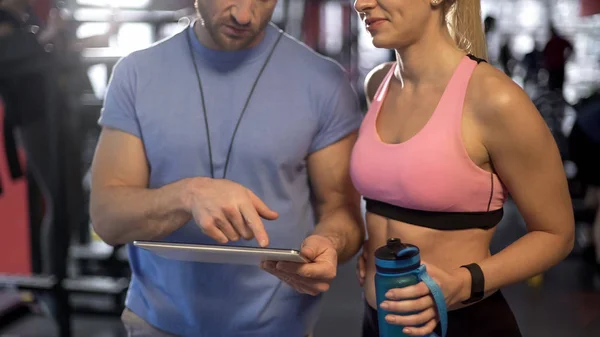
89, 0, 365, 336
543, 24, 573, 94
483, 15, 495, 35
483, 16, 499, 65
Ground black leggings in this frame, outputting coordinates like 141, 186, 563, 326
362, 291, 522, 337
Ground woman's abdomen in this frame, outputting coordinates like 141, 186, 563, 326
363, 212, 495, 309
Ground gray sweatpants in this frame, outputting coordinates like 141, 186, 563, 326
121, 308, 314, 337
121, 308, 178, 337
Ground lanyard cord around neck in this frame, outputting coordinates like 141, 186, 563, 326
186, 25, 284, 179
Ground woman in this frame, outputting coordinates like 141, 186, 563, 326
349, 0, 575, 336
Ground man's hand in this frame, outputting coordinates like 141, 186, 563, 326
261, 235, 338, 296
184, 178, 279, 247
356, 240, 368, 287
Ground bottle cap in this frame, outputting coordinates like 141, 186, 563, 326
374, 238, 420, 271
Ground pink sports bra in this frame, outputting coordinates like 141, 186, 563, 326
350, 55, 508, 230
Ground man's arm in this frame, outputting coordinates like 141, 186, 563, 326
92, 53, 277, 247
307, 132, 365, 263
90, 56, 194, 246
261, 65, 365, 295
262, 65, 364, 295
90, 128, 278, 247
89, 127, 191, 246
261, 133, 365, 295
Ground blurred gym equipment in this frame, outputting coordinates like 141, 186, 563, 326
1, 1, 599, 337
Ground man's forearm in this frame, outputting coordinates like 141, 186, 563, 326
312, 202, 365, 263
90, 179, 191, 246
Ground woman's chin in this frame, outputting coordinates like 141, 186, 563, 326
370, 36, 396, 50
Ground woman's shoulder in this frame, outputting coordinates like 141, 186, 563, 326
465, 61, 554, 156
467, 62, 538, 126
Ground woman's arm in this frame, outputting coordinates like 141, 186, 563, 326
464, 66, 575, 295
380, 66, 575, 337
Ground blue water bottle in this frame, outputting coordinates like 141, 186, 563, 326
374, 238, 448, 337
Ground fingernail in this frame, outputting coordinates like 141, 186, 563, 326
385, 292, 393, 299
403, 328, 412, 334
260, 239, 268, 247
380, 302, 389, 310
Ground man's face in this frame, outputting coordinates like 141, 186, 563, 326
195, 0, 278, 51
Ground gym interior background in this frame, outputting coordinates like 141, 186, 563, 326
1, 0, 599, 336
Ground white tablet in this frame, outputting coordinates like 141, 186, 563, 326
133, 241, 310, 265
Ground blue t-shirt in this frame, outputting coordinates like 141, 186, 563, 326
98, 22, 363, 337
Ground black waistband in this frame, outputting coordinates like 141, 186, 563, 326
363, 290, 522, 337
364, 198, 503, 230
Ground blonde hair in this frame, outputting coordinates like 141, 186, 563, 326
444, 0, 489, 61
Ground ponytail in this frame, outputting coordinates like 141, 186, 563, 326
445, 0, 489, 61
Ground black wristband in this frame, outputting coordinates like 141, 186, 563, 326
460, 263, 485, 304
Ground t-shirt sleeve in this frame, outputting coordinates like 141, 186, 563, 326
309, 69, 364, 153
97, 55, 142, 138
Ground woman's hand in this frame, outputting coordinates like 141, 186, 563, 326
379, 263, 471, 336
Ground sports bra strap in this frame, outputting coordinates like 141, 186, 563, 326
372, 63, 397, 104
467, 54, 487, 64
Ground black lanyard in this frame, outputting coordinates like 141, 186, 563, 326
186, 24, 284, 179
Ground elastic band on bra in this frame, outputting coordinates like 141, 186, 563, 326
365, 198, 503, 230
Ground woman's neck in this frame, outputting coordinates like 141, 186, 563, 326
394, 28, 465, 88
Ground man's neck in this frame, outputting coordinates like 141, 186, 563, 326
193, 19, 266, 51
